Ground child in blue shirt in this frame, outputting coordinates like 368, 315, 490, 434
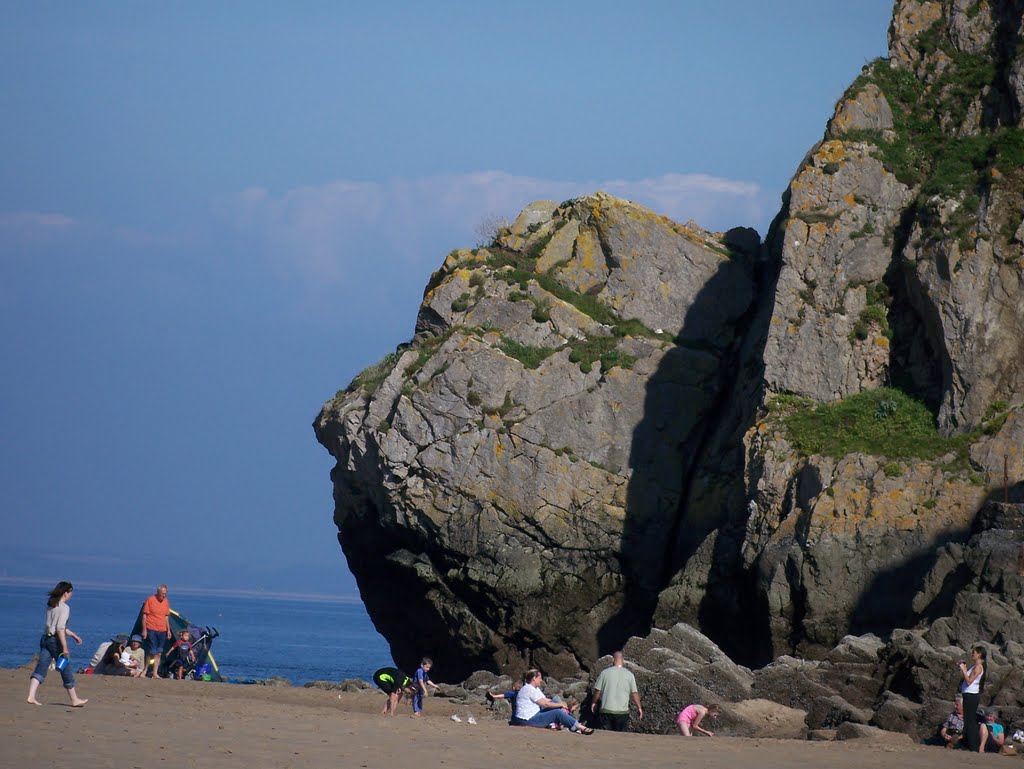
412, 657, 440, 717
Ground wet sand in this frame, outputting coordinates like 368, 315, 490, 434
0, 668, 1001, 769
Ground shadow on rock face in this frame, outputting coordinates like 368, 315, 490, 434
598, 241, 766, 658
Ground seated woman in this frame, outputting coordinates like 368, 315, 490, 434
94, 640, 139, 677
512, 670, 593, 734
981, 709, 1005, 753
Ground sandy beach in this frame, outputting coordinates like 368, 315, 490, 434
0, 667, 1005, 769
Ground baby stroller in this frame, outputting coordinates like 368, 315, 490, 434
160, 624, 220, 680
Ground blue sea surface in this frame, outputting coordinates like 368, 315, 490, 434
0, 583, 394, 685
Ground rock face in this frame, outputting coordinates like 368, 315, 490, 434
314, 0, 1024, 731
315, 194, 758, 677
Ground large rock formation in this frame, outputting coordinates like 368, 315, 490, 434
314, 193, 759, 677
314, 0, 1024, 732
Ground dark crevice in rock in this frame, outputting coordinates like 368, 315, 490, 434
992, 0, 1024, 127
887, 205, 948, 417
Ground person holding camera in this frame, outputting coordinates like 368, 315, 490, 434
958, 646, 987, 752
939, 695, 965, 748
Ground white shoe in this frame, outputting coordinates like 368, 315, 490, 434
467, 716, 477, 724
450, 714, 462, 722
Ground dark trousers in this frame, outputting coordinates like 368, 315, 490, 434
600, 712, 629, 732
963, 692, 981, 751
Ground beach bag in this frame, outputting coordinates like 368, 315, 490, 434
1001, 744, 1017, 756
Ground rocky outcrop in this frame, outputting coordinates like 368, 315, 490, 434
314, 0, 1024, 734
654, 0, 1024, 666
315, 194, 759, 677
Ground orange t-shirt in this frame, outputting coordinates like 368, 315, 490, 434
142, 595, 171, 632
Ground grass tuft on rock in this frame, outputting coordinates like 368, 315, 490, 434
346, 350, 403, 395
498, 337, 558, 369
770, 388, 976, 461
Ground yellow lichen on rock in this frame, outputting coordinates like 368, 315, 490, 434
815, 140, 847, 164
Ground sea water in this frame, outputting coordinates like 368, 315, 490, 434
0, 583, 393, 685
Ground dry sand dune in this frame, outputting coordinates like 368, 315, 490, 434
0, 669, 999, 769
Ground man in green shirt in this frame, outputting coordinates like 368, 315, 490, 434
590, 651, 643, 731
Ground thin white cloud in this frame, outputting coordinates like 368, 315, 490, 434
0, 211, 78, 245
225, 171, 767, 286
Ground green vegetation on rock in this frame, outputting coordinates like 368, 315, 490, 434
485, 246, 669, 341
768, 388, 977, 461
498, 337, 558, 369
839, 24, 1024, 250
567, 335, 637, 374
849, 281, 893, 342
345, 350, 403, 396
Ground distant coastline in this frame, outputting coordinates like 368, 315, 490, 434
0, 576, 363, 604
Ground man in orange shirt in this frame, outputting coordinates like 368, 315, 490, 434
141, 584, 172, 678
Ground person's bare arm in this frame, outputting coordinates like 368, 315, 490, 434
960, 661, 983, 685
590, 689, 603, 712
537, 696, 569, 711
692, 712, 714, 736
632, 691, 643, 720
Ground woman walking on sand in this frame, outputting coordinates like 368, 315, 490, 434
26, 581, 88, 707
959, 645, 986, 752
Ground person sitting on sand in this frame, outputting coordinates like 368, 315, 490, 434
981, 708, 1005, 753
124, 635, 146, 674
120, 645, 144, 678
372, 667, 416, 715
512, 670, 593, 734
938, 695, 965, 748
88, 633, 129, 671
95, 639, 136, 677
676, 703, 719, 737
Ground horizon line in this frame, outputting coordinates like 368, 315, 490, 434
0, 576, 364, 604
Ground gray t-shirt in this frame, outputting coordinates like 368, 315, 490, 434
593, 665, 638, 714
44, 603, 70, 635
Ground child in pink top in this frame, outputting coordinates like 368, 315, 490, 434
676, 703, 720, 736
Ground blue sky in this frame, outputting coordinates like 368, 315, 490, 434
1, 1, 894, 596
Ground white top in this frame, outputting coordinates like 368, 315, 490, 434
44, 603, 69, 635
514, 682, 546, 721
90, 641, 113, 668
960, 664, 982, 694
